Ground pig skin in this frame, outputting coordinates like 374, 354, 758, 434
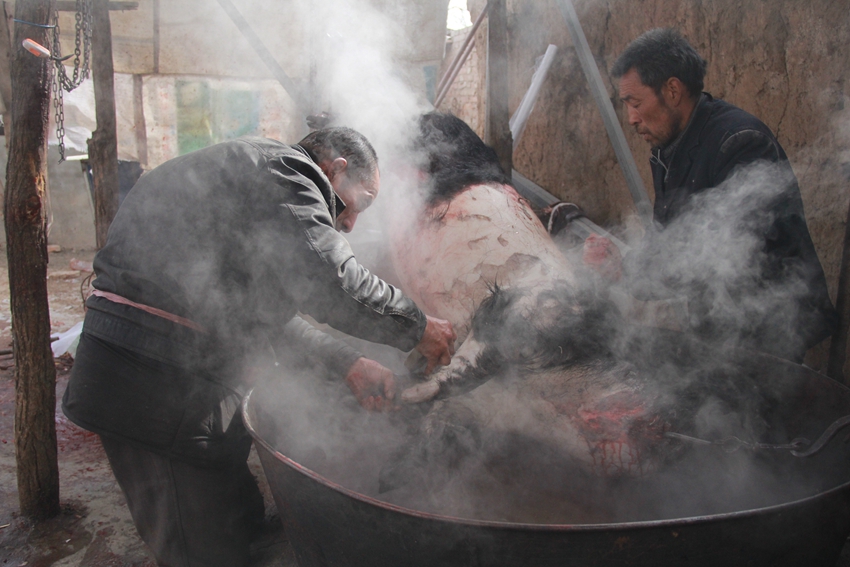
388, 182, 576, 342
383, 182, 670, 481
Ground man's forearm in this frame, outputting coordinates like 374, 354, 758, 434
277, 316, 363, 378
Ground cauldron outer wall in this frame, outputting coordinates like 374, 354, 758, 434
245, 333, 850, 567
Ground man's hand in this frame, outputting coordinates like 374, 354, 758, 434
583, 234, 623, 281
416, 316, 457, 374
344, 357, 396, 411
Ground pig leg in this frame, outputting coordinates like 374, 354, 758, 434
401, 334, 496, 404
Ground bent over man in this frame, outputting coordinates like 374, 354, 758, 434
62, 128, 455, 566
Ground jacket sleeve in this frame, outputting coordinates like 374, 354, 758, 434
711, 129, 782, 187
276, 315, 364, 379
714, 130, 838, 351
255, 152, 427, 353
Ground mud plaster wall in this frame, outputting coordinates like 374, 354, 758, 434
441, 0, 850, 373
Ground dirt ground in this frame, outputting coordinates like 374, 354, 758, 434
0, 248, 294, 567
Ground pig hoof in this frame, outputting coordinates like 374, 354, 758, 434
402, 380, 441, 404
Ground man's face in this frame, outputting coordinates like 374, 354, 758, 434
331, 168, 380, 233
618, 68, 683, 148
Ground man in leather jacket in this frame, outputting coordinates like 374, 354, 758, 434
62, 127, 456, 567
584, 28, 837, 363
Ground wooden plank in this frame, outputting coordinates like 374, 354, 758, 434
88, 0, 119, 249
485, 0, 511, 179
4, 0, 59, 521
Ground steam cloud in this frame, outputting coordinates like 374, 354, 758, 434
245, 0, 844, 528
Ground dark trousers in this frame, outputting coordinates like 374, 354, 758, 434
100, 435, 265, 567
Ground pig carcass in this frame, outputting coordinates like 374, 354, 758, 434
380, 113, 675, 490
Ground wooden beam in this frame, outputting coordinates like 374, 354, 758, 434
88, 0, 119, 249
56, 1, 137, 10
485, 0, 512, 179
5, 0, 59, 521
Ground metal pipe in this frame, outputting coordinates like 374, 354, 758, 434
512, 169, 630, 254
554, 0, 653, 227
510, 44, 558, 151
435, 2, 489, 98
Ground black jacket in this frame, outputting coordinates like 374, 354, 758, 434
626, 94, 837, 361
64, 138, 426, 463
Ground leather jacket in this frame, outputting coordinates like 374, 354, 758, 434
64, 138, 426, 464
89, 137, 426, 365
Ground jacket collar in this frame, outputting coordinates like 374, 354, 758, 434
651, 93, 714, 188
292, 143, 340, 221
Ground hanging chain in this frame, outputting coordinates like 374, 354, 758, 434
51, 0, 93, 161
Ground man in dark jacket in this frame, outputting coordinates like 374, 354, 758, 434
585, 28, 837, 363
62, 128, 456, 567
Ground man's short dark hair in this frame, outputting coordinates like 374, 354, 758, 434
298, 127, 379, 184
611, 28, 707, 99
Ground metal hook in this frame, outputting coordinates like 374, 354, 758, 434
790, 415, 850, 458
665, 431, 812, 454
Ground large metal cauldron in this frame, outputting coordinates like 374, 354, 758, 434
243, 334, 850, 567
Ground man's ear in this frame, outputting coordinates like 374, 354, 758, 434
664, 77, 685, 106
329, 157, 348, 179
319, 157, 348, 181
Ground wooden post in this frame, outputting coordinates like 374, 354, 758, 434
5, 0, 60, 521
485, 0, 512, 179
132, 74, 148, 167
0, 2, 14, 142
88, 0, 119, 249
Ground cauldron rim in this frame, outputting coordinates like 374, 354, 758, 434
242, 387, 850, 533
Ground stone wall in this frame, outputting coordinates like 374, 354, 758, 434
439, 0, 850, 373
